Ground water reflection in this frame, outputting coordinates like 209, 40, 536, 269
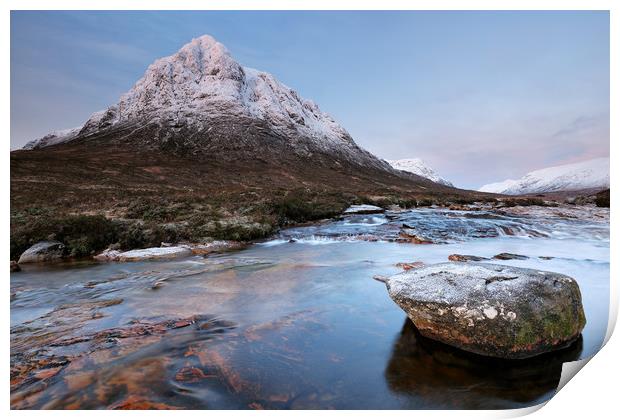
385, 319, 583, 409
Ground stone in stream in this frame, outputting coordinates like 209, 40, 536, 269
10, 261, 21, 272
17, 241, 65, 264
343, 204, 385, 215
396, 261, 425, 270
493, 252, 528, 260
94, 246, 192, 262
385, 262, 586, 359
448, 254, 489, 262
398, 228, 434, 244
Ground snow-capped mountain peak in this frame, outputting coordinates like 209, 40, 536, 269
387, 158, 454, 186
479, 157, 610, 194
24, 34, 372, 167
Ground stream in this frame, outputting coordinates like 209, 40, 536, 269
10, 204, 609, 409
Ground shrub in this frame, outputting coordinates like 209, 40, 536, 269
269, 193, 348, 224
10, 214, 118, 259
595, 189, 610, 208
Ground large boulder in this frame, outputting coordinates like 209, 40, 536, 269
17, 241, 65, 264
385, 262, 586, 359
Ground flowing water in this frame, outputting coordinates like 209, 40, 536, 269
10, 205, 609, 409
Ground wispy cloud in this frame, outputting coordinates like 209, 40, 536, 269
552, 114, 607, 138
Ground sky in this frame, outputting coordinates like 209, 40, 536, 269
10, 11, 609, 189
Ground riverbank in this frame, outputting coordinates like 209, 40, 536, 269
11, 192, 575, 265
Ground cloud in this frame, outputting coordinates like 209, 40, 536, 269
552, 114, 607, 138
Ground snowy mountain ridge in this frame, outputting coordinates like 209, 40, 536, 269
479, 157, 610, 194
387, 158, 454, 186
23, 127, 82, 150
22, 35, 390, 170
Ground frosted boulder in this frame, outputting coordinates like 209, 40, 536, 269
385, 262, 586, 359
18, 241, 65, 264
95, 246, 192, 262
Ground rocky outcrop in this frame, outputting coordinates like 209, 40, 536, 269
385, 262, 586, 359
17, 241, 65, 264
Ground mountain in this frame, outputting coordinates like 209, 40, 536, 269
479, 157, 610, 194
23, 35, 392, 171
12, 35, 486, 260
387, 158, 454, 187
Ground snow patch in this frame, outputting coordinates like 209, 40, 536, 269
387, 158, 454, 186
23, 127, 82, 150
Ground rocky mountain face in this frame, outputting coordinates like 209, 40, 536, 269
23, 35, 393, 172
387, 158, 454, 186
479, 157, 610, 195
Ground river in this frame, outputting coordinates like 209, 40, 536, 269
10, 204, 609, 409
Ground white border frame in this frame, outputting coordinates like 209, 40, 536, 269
3, 1, 616, 419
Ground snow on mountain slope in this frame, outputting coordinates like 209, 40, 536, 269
387, 158, 454, 186
23, 35, 387, 169
479, 157, 610, 194
23, 127, 82, 150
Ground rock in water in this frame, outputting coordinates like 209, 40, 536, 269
17, 241, 65, 264
448, 254, 488, 262
344, 204, 385, 214
95, 246, 192, 262
493, 252, 528, 260
385, 262, 586, 359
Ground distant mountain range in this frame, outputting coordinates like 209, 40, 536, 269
479, 157, 609, 195
387, 158, 454, 186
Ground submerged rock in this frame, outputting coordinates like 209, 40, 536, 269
396, 261, 425, 270
17, 241, 65, 264
385, 262, 586, 359
189, 240, 245, 255
398, 228, 434, 244
448, 254, 488, 262
344, 204, 385, 215
493, 253, 528, 260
